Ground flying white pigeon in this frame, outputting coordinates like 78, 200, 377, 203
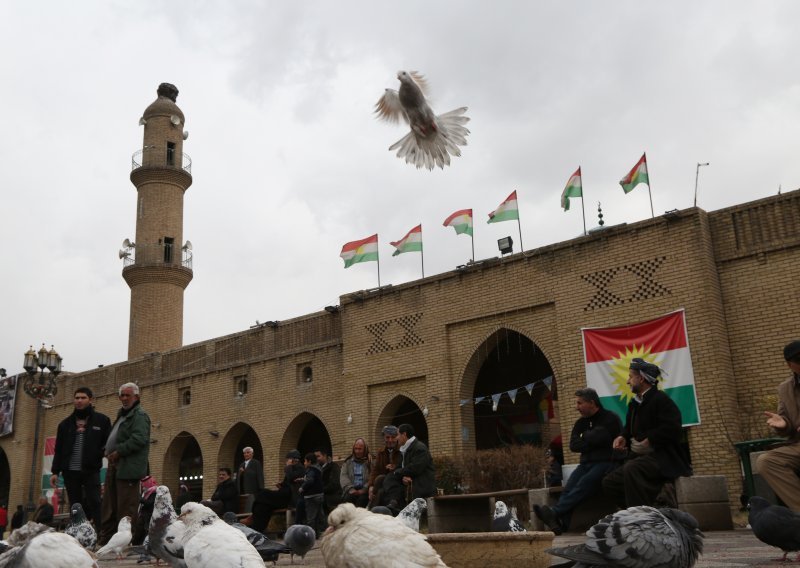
65, 502, 98, 550
179, 501, 263, 568
284, 523, 316, 564
148, 485, 188, 568
748, 496, 800, 562
546, 506, 704, 568
321, 502, 449, 567
492, 500, 526, 532
375, 70, 470, 170
397, 498, 427, 532
0, 521, 98, 567
96, 515, 132, 560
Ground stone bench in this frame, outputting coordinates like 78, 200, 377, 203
428, 532, 554, 568
427, 489, 529, 533
529, 475, 732, 533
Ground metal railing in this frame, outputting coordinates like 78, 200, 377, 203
131, 147, 192, 174
121, 243, 193, 270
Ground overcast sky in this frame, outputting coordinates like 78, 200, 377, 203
1, 1, 798, 374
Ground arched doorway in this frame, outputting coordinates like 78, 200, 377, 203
0, 448, 9, 507
281, 413, 333, 461
376, 395, 428, 446
465, 328, 557, 450
162, 432, 203, 500
218, 423, 264, 487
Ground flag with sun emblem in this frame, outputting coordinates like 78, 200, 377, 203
581, 309, 700, 426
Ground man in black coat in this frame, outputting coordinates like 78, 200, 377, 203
50, 387, 111, 524
381, 423, 436, 512
238, 446, 264, 497
204, 468, 239, 516
602, 358, 692, 508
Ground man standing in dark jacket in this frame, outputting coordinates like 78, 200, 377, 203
602, 358, 691, 508
533, 388, 622, 534
382, 423, 436, 512
50, 387, 111, 525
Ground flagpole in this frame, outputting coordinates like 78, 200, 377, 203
515, 191, 524, 252
420, 244, 425, 279
377, 245, 381, 288
470, 231, 475, 263
580, 196, 587, 236
645, 152, 654, 219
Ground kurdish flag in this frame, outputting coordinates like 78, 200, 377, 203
561, 167, 583, 211
340, 234, 378, 268
581, 309, 700, 426
619, 153, 649, 194
443, 209, 473, 236
390, 225, 422, 256
487, 191, 519, 223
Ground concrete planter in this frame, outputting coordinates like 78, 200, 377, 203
427, 531, 554, 568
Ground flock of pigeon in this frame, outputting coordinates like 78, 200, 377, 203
0, 489, 797, 566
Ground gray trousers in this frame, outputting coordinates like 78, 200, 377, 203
304, 493, 325, 535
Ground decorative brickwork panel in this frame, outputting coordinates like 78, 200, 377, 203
582, 256, 670, 310
366, 313, 424, 355
163, 345, 207, 377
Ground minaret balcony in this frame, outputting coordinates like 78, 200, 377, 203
131, 147, 192, 174
121, 243, 193, 270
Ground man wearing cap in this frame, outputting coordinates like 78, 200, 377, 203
602, 358, 691, 508
249, 450, 306, 532
757, 340, 800, 511
534, 387, 622, 534
368, 425, 402, 509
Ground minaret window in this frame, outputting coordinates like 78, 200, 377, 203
167, 142, 175, 166
164, 237, 174, 263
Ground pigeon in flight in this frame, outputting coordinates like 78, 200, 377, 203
0, 521, 98, 567
492, 500, 526, 532
179, 502, 263, 567
148, 485, 187, 567
321, 502, 448, 567
546, 506, 703, 568
748, 496, 800, 562
96, 515, 132, 560
375, 71, 470, 170
65, 502, 97, 550
284, 523, 317, 563
397, 498, 427, 532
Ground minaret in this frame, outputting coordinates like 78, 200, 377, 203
122, 83, 193, 359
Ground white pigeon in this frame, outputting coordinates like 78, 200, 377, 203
96, 515, 132, 560
375, 70, 470, 170
179, 501, 263, 568
397, 497, 427, 532
149, 485, 188, 567
0, 521, 98, 567
65, 502, 98, 550
321, 502, 449, 567
492, 500, 526, 532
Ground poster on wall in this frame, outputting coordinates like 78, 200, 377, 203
0, 373, 20, 437
581, 309, 701, 426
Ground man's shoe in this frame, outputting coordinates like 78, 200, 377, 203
533, 504, 563, 535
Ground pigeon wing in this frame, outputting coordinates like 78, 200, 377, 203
375, 89, 406, 124
21, 532, 99, 568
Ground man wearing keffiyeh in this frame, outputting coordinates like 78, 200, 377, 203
601, 358, 691, 508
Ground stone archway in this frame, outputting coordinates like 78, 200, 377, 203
375, 395, 428, 446
0, 448, 9, 507
280, 412, 333, 462
460, 328, 558, 450
218, 423, 264, 485
162, 432, 203, 499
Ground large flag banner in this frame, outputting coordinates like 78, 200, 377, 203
0, 373, 19, 437
581, 309, 700, 426
340, 234, 378, 268
561, 167, 582, 211
619, 153, 649, 194
390, 225, 422, 256
487, 191, 519, 223
443, 209, 473, 236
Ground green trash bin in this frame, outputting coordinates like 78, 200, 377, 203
733, 438, 784, 499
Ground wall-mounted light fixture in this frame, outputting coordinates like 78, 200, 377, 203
347, 413, 353, 424
209, 430, 219, 437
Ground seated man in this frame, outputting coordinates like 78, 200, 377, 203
534, 388, 622, 534
250, 450, 305, 532
368, 425, 402, 509
31, 496, 54, 524
602, 358, 691, 508
381, 424, 436, 513
202, 468, 239, 516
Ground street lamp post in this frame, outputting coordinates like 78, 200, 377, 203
22, 344, 61, 520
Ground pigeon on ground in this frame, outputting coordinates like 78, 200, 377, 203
284, 523, 317, 564
222, 511, 291, 564
321, 502, 448, 567
65, 502, 98, 550
492, 500, 526, 532
96, 515, 132, 560
375, 71, 470, 170
179, 501, 263, 567
0, 521, 98, 567
148, 485, 187, 567
546, 506, 703, 568
369, 506, 393, 516
748, 496, 800, 562
397, 498, 427, 532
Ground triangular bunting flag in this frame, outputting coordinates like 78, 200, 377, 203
491, 393, 502, 412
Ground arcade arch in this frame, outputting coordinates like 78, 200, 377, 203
162, 432, 203, 499
281, 412, 333, 461
374, 395, 428, 446
217, 423, 264, 480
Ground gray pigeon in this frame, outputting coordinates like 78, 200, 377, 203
65, 502, 97, 550
284, 524, 316, 563
749, 496, 800, 562
546, 506, 703, 568
369, 506, 393, 516
397, 498, 427, 532
375, 71, 470, 170
492, 500, 526, 532
222, 511, 291, 564
148, 485, 187, 568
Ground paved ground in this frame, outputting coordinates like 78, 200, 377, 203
97, 528, 792, 567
